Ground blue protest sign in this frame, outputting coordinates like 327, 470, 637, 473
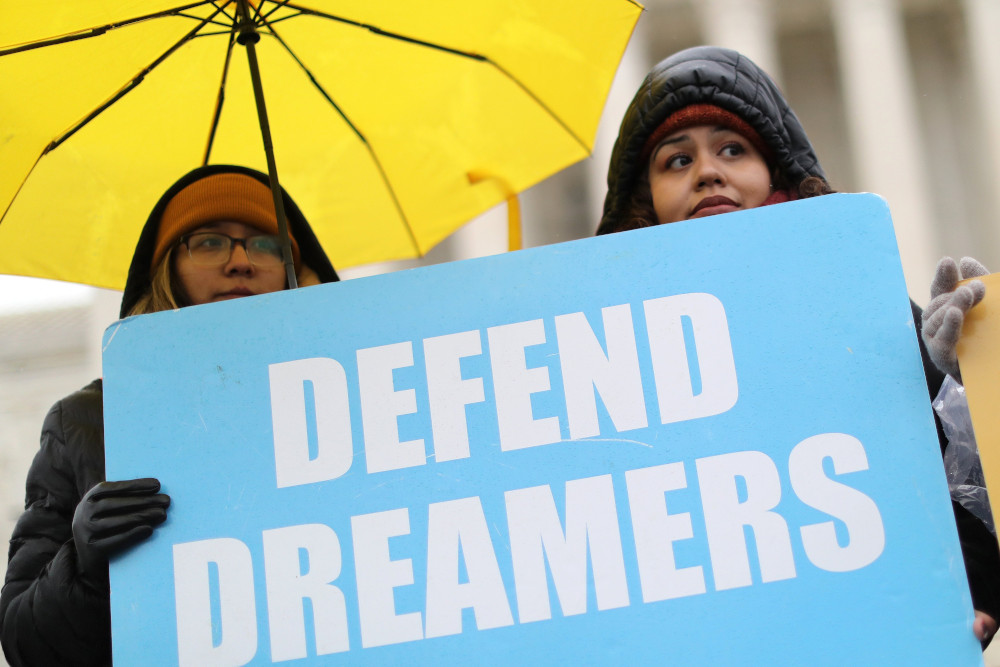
103, 193, 981, 665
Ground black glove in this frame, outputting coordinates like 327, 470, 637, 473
72, 478, 171, 581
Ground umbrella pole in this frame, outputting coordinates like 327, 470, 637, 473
236, 0, 298, 289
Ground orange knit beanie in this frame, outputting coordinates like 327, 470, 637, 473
151, 172, 300, 271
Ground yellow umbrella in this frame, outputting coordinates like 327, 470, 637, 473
0, 0, 641, 290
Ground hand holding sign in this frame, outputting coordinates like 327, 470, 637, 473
922, 256, 989, 380
72, 478, 171, 581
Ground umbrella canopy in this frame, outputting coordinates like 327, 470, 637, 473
0, 0, 641, 290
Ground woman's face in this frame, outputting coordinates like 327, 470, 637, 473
647, 124, 771, 224
173, 221, 287, 306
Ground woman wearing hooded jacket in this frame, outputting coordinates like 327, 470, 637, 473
0, 164, 339, 667
597, 45, 1000, 647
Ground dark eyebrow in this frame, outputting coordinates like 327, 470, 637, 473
651, 125, 744, 161
650, 133, 690, 162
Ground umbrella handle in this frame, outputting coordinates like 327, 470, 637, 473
468, 172, 522, 252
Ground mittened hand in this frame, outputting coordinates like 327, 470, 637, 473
921, 257, 989, 380
71, 478, 171, 581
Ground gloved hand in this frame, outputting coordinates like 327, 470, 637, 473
72, 478, 171, 581
921, 256, 989, 381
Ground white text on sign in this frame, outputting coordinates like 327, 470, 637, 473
171, 292, 885, 665
269, 293, 738, 485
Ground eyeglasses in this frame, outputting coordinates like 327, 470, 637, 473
179, 232, 284, 267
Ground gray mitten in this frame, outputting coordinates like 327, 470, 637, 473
921, 257, 989, 380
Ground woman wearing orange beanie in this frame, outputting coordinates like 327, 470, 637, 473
0, 165, 338, 667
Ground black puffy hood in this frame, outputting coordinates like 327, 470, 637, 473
597, 46, 826, 235
119, 164, 339, 318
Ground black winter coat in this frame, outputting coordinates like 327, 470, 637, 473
1, 381, 108, 666
1, 165, 339, 667
598, 46, 1000, 624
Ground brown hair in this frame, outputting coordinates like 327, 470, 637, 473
125, 248, 190, 316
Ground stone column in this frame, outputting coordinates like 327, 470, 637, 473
441, 204, 508, 260
961, 0, 1000, 261
694, 0, 781, 83
830, 0, 936, 294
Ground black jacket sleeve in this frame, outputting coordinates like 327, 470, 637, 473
911, 300, 1000, 623
1, 381, 111, 667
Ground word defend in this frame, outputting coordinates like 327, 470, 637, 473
269, 293, 737, 485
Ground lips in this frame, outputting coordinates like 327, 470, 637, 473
690, 195, 738, 218
219, 287, 255, 299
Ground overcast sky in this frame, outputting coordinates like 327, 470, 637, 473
0, 275, 94, 314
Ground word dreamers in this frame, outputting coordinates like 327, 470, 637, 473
172, 434, 884, 665
268, 292, 739, 487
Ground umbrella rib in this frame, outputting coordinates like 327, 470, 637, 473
211, 0, 239, 25
274, 3, 591, 153
259, 0, 294, 21
0, 154, 43, 228
41, 7, 226, 156
193, 28, 243, 38
0, 1, 216, 57
258, 18, 422, 255
256, 14, 298, 27
282, 4, 490, 62
202, 31, 239, 165
252, 0, 284, 23
176, 15, 237, 31
256, 1, 306, 28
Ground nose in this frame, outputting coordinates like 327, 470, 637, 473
224, 241, 254, 275
695, 155, 726, 189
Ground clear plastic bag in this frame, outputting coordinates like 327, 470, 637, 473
934, 374, 995, 535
